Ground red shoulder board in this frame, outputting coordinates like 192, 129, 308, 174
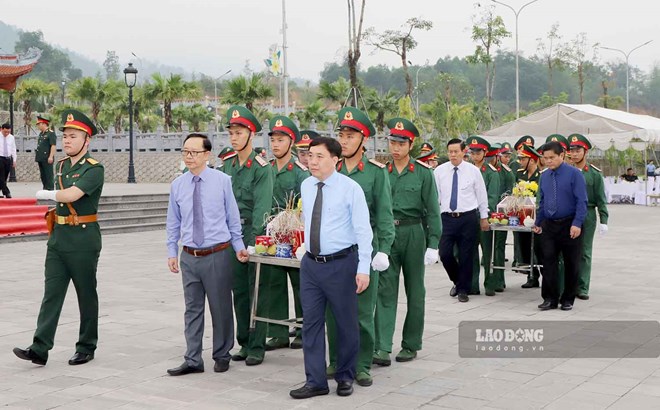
270, 159, 276, 166
387, 163, 393, 173
358, 161, 364, 171
246, 159, 252, 168
408, 163, 415, 172
287, 163, 293, 171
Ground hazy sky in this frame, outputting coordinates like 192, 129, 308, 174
3, 0, 659, 81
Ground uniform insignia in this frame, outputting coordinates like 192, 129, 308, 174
336, 159, 343, 171
58, 156, 69, 162
540, 168, 548, 173
387, 162, 393, 173
481, 166, 486, 172
415, 160, 431, 169
275, 119, 283, 127
488, 163, 498, 172
86, 158, 99, 165
517, 168, 525, 172
344, 111, 353, 120
246, 159, 252, 168
232, 110, 240, 119
295, 160, 308, 171
254, 155, 268, 167
67, 113, 74, 122
590, 163, 602, 172
572, 136, 578, 142
408, 162, 415, 172
357, 161, 364, 171
501, 164, 511, 172
472, 139, 477, 145
551, 137, 557, 142
301, 134, 310, 141
287, 162, 293, 171
526, 138, 532, 144
72, 174, 80, 178
395, 121, 404, 130
224, 152, 237, 160
270, 159, 276, 166
368, 158, 385, 168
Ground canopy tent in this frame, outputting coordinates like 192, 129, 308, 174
482, 103, 660, 151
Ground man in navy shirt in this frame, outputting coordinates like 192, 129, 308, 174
533, 141, 587, 311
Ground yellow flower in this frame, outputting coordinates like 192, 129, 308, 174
529, 181, 538, 192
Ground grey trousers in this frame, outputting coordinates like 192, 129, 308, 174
180, 247, 234, 368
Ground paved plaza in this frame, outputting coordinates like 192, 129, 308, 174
1, 203, 659, 409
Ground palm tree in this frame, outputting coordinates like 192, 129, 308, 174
15, 79, 58, 135
67, 77, 105, 125
364, 89, 399, 131
317, 78, 351, 108
222, 73, 274, 111
297, 100, 328, 128
146, 73, 202, 131
98, 80, 128, 133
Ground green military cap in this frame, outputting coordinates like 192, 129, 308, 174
518, 144, 541, 161
417, 141, 436, 161
296, 130, 320, 150
386, 117, 419, 142
59, 109, 98, 136
546, 134, 568, 151
226, 105, 262, 133
500, 142, 513, 153
486, 143, 501, 158
268, 115, 300, 142
337, 107, 376, 138
514, 135, 535, 151
468, 136, 491, 152
568, 133, 592, 150
36, 116, 50, 125
218, 146, 236, 160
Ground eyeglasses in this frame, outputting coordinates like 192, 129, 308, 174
181, 150, 208, 158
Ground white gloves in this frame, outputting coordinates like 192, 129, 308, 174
36, 190, 58, 201
424, 248, 439, 265
295, 244, 306, 261
247, 246, 256, 255
598, 224, 608, 235
371, 252, 390, 271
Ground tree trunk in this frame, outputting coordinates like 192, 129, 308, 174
402, 49, 413, 98
23, 101, 31, 135
578, 64, 584, 104
548, 61, 554, 97
164, 101, 172, 131
348, 51, 358, 107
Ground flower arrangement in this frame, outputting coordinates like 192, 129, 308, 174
496, 180, 538, 225
258, 192, 304, 257
511, 180, 538, 198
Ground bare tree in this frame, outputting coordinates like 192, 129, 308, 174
347, 0, 367, 107
536, 23, 564, 97
559, 32, 599, 103
364, 17, 433, 98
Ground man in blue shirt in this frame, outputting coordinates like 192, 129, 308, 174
289, 137, 373, 400
533, 141, 587, 311
166, 133, 249, 376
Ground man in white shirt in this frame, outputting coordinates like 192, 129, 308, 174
0, 123, 17, 198
434, 138, 489, 302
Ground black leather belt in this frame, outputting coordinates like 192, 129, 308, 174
306, 244, 357, 263
442, 209, 477, 218
393, 218, 421, 226
549, 215, 574, 223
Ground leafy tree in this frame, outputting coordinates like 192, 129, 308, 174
528, 91, 569, 111
558, 32, 599, 104
146, 73, 202, 131
317, 77, 351, 108
346, 0, 367, 105
596, 80, 624, 110
14, 30, 80, 82
67, 77, 105, 125
222, 73, 274, 111
319, 62, 350, 83
535, 23, 565, 97
296, 100, 328, 128
15, 78, 58, 134
102, 51, 121, 81
364, 88, 399, 131
364, 17, 433, 98
97, 80, 127, 133
173, 104, 213, 132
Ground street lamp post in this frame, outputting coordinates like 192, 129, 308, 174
60, 80, 66, 104
214, 69, 232, 131
600, 40, 653, 113
491, 0, 540, 119
123, 63, 138, 183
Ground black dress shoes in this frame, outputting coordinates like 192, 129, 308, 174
290, 384, 330, 399
245, 356, 263, 366
521, 279, 540, 288
68, 352, 94, 365
457, 293, 469, 303
576, 294, 590, 300
561, 303, 573, 311
167, 362, 204, 376
214, 359, 230, 373
449, 286, 457, 297
538, 300, 558, 310
13, 347, 47, 366
337, 381, 354, 397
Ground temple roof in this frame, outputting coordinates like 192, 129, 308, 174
0, 48, 42, 92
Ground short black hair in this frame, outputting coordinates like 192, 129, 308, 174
541, 141, 563, 155
1, 123, 10, 129
310, 136, 342, 158
627, 168, 633, 172
184, 133, 212, 151
447, 138, 465, 151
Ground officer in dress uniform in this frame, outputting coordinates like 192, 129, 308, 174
373, 117, 441, 366
516, 144, 543, 288
326, 107, 394, 387
263, 115, 309, 351
493, 142, 516, 289
467, 137, 501, 296
216, 147, 236, 171
220, 106, 274, 366
568, 134, 609, 300
417, 142, 439, 168
14, 110, 104, 366
35, 116, 57, 189
295, 130, 320, 168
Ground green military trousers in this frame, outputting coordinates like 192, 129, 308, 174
374, 223, 426, 353
471, 229, 502, 292
492, 230, 508, 289
266, 265, 302, 338
30, 248, 100, 360
37, 161, 54, 190
577, 208, 597, 296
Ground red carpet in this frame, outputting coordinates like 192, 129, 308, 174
0, 198, 49, 236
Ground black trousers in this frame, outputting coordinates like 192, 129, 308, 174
540, 217, 583, 305
519, 232, 543, 281
0, 156, 11, 197
440, 210, 479, 294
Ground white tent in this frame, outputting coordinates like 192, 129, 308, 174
482, 103, 660, 151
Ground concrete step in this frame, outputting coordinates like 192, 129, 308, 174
100, 223, 166, 235
99, 194, 169, 204
98, 207, 168, 219
98, 214, 167, 228
97, 200, 169, 210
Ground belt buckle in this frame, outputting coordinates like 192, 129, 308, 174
451, 212, 460, 218
316, 255, 327, 263
193, 249, 201, 257
393, 220, 400, 226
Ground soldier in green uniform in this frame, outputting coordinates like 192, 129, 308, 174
493, 142, 516, 289
417, 142, 439, 169
325, 107, 394, 387
568, 134, 609, 300
516, 144, 543, 288
254, 146, 268, 159
295, 130, 320, 168
35, 116, 57, 189
263, 115, 309, 351
13, 110, 104, 366
467, 137, 502, 296
216, 147, 236, 171
373, 117, 441, 366
221, 106, 274, 366
511, 136, 534, 267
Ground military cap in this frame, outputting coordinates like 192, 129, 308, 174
486, 143, 501, 158
226, 105, 262, 133
514, 135, 535, 151
468, 136, 491, 152
60, 109, 98, 136
337, 107, 376, 138
296, 130, 320, 150
500, 142, 513, 154
568, 133, 592, 150
268, 115, 301, 142
36, 116, 50, 125
546, 134, 568, 151
386, 117, 419, 142
218, 146, 236, 160
518, 144, 541, 161
417, 141, 437, 161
